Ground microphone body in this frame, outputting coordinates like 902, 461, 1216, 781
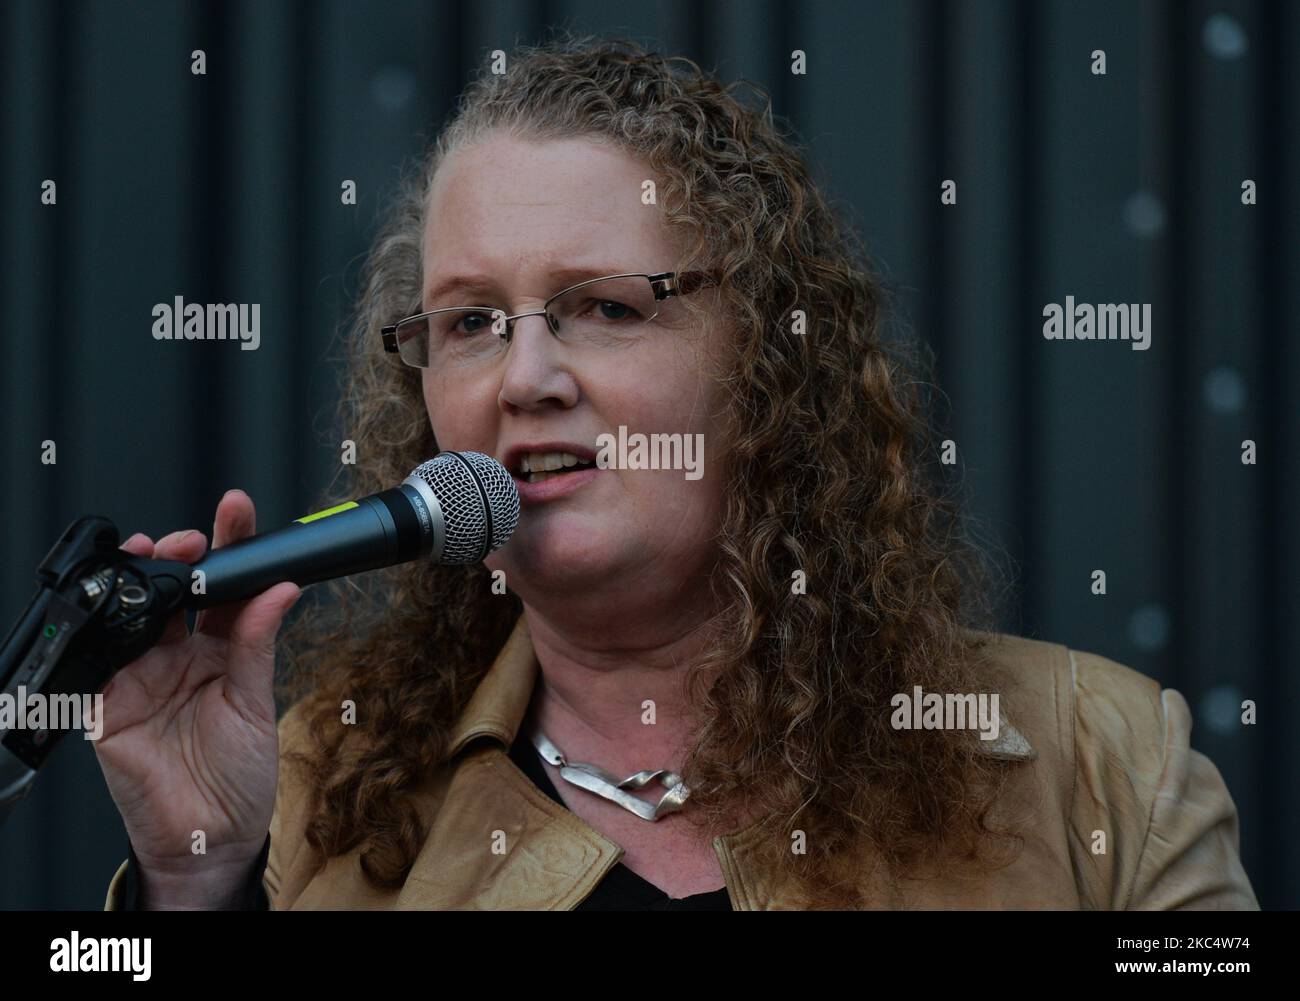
188, 484, 440, 609
186, 449, 517, 608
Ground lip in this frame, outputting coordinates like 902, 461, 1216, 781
513, 464, 601, 505
501, 441, 602, 507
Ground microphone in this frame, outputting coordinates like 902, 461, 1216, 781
0, 452, 517, 826
187, 450, 519, 608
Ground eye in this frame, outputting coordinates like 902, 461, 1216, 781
449, 311, 495, 336
582, 298, 639, 322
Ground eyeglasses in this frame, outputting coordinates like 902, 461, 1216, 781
381, 270, 718, 370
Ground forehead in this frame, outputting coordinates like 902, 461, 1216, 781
422, 134, 673, 292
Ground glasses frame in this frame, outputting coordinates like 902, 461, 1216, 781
380, 269, 720, 368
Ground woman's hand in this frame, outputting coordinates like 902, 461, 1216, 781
92, 489, 301, 909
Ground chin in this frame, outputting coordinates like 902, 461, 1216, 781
497, 519, 628, 591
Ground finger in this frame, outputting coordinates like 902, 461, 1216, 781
213, 489, 256, 550
121, 532, 152, 549
147, 530, 209, 645
152, 529, 208, 564
223, 582, 302, 717
119, 533, 154, 558
195, 491, 257, 638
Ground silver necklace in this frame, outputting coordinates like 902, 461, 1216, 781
528, 720, 690, 821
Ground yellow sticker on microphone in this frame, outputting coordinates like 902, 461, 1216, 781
294, 501, 359, 524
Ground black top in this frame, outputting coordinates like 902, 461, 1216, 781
119, 732, 731, 911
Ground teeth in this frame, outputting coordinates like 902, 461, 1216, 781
517, 450, 588, 476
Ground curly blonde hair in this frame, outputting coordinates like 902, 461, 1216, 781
279, 32, 1022, 908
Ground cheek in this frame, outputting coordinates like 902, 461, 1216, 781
422, 372, 495, 447
421, 372, 443, 428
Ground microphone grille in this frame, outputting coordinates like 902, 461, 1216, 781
408, 451, 520, 564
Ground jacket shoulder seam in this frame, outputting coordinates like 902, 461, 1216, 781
1120, 688, 1171, 911
1065, 648, 1079, 832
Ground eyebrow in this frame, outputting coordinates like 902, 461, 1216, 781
423, 266, 635, 309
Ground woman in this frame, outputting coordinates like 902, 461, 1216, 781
96, 35, 1257, 910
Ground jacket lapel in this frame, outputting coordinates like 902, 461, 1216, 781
395, 616, 625, 908
443, 615, 539, 761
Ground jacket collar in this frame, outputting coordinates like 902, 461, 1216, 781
447, 614, 1036, 764
445, 614, 540, 760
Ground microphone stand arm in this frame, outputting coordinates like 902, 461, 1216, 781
0, 516, 191, 828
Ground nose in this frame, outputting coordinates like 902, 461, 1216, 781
496, 311, 578, 412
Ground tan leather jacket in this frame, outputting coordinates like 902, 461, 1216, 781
105, 616, 1258, 909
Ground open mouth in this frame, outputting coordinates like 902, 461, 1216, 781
515, 452, 598, 484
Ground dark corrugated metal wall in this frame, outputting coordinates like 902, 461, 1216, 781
0, 0, 1294, 909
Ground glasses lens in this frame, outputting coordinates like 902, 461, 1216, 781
548, 276, 662, 346
400, 309, 505, 368
393, 315, 431, 367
